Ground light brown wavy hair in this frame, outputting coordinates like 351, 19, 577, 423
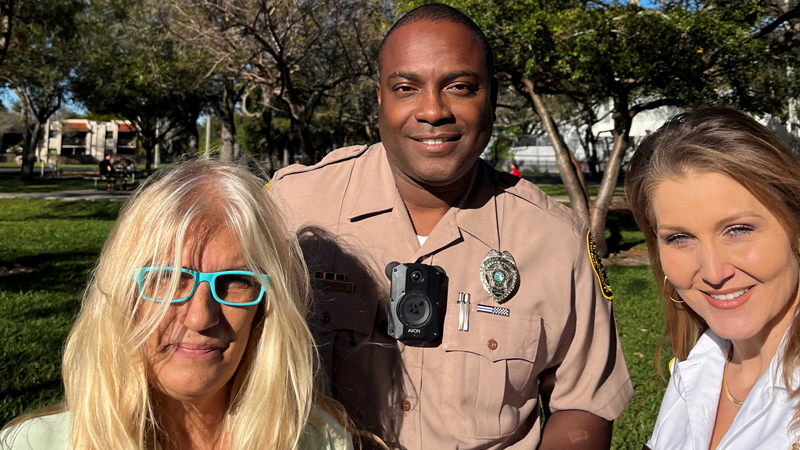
625, 107, 800, 427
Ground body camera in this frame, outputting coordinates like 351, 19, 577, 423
385, 262, 446, 342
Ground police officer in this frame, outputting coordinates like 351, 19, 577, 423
270, 4, 633, 449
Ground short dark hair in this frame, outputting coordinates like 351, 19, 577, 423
378, 3, 494, 79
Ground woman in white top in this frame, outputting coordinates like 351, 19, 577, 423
0, 161, 353, 450
626, 108, 800, 450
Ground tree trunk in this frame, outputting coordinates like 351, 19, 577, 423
522, 77, 591, 226
258, 108, 273, 162
214, 82, 238, 161
297, 122, 312, 164
144, 146, 153, 171
184, 111, 200, 156
20, 122, 41, 181
187, 133, 198, 155
589, 95, 632, 256
0, 0, 14, 67
219, 119, 234, 161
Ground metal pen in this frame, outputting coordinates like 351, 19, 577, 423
457, 292, 465, 331
464, 293, 470, 331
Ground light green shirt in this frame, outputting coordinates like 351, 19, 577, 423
1, 406, 352, 450
1, 412, 69, 450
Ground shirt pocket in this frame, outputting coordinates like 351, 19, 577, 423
312, 290, 377, 337
438, 311, 542, 439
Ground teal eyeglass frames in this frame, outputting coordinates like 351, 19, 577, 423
134, 267, 269, 306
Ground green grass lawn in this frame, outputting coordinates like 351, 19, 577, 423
534, 183, 626, 198
0, 199, 666, 449
608, 265, 670, 449
0, 178, 101, 193
0, 200, 122, 424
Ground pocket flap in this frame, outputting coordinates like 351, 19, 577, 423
442, 312, 541, 363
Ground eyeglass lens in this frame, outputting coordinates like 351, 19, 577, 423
141, 269, 261, 303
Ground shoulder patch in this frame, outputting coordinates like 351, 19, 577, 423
587, 230, 613, 300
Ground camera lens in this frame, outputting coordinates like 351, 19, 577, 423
410, 270, 424, 283
397, 293, 432, 327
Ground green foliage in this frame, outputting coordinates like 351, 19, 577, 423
489, 124, 523, 165
405, 0, 789, 118
70, 0, 207, 167
1, 0, 87, 178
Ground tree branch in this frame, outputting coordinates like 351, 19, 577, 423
629, 97, 683, 117
758, 4, 800, 38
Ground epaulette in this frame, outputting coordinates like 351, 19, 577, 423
495, 170, 586, 236
271, 144, 370, 184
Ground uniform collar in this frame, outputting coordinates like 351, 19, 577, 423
345, 143, 397, 221
453, 159, 501, 252
344, 143, 501, 259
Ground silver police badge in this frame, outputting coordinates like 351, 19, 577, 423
480, 250, 519, 304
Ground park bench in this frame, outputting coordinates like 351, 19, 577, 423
84, 171, 145, 191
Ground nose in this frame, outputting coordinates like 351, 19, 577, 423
414, 88, 455, 125
182, 280, 220, 332
698, 241, 736, 289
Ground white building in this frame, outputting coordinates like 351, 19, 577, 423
490, 103, 797, 174
36, 119, 138, 163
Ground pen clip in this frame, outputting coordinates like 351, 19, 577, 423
457, 292, 464, 331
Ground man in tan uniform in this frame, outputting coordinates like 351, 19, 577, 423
269, 4, 633, 449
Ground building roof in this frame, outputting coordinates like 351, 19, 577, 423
118, 122, 135, 132
63, 121, 89, 132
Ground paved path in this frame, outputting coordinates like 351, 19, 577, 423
0, 189, 133, 201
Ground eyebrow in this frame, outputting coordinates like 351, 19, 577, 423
657, 211, 764, 233
713, 211, 764, 230
387, 70, 482, 84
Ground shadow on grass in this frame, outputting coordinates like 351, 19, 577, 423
14, 298, 82, 322
606, 208, 645, 254
47, 200, 122, 221
0, 199, 122, 222
0, 252, 98, 295
0, 177, 99, 194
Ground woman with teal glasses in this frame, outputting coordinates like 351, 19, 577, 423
1, 161, 353, 450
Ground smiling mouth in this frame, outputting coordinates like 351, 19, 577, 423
706, 287, 752, 301
412, 136, 461, 145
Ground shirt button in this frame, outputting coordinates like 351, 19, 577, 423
321, 312, 331, 324
401, 400, 412, 411
488, 339, 498, 351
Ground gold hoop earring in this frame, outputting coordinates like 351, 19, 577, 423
664, 275, 685, 304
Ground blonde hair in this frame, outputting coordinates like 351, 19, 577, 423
2, 160, 317, 449
625, 107, 800, 426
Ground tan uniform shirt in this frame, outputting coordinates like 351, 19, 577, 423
270, 143, 633, 449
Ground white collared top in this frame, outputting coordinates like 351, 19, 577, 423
647, 329, 800, 450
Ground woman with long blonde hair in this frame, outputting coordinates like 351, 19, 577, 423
1, 160, 352, 449
627, 108, 800, 449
